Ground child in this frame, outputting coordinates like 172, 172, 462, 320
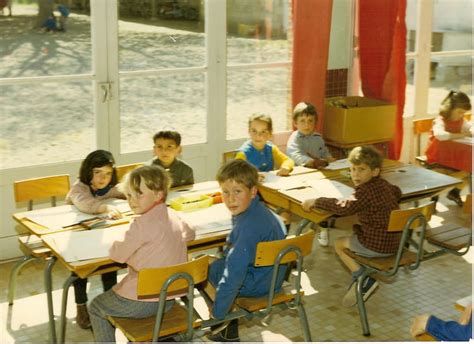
57, 4, 70, 32
205, 159, 287, 341
236, 113, 294, 176
287, 101, 333, 169
302, 146, 401, 307
148, 130, 194, 188
287, 102, 335, 246
411, 303, 472, 341
425, 90, 472, 207
66, 149, 125, 329
88, 165, 195, 342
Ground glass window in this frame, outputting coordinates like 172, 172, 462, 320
405, 0, 417, 53
404, 59, 415, 116
226, 67, 291, 140
118, 0, 205, 70
226, 0, 292, 140
119, 73, 206, 153
0, 0, 92, 78
0, 82, 95, 169
428, 56, 472, 115
432, 0, 472, 52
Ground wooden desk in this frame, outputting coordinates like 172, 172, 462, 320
259, 160, 463, 226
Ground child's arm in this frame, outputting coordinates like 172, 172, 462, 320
234, 151, 247, 161
67, 182, 115, 215
432, 117, 469, 141
272, 145, 294, 176
286, 133, 313, 166
302, 187, 371, 216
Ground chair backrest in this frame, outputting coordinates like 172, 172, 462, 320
272, 130, 293, 153
116, 163, 144, 182
413, 117, 434, 156
14, 174, 70, 210
254, 230, 315, 267
222, 150, 238, 164
387, 202, 436, 232
137, 255, 209, 298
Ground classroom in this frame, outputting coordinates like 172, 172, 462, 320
0, 0, 472, 342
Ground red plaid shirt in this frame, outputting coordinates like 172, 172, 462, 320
314, 177, 402, 253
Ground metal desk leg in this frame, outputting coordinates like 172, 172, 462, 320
294, 219, 310, 236
8, 255, 37, 305
59, 274, 78, 344
44, 257, 57, 344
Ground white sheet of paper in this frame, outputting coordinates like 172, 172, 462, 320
281, 180, 354, 203
325, 158, 351, 170
176, 203, 231, 235
167, 181, 220, 203
42, 224, 129, 262
262, 172, 322, 191
26, 205, 97, 230
103, 199, 131, 213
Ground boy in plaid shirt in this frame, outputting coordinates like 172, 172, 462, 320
302, 146, 401, 307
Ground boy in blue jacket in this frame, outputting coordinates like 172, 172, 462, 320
206, 159, 287, 342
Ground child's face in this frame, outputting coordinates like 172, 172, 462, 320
126, 180, 163, 215
220, 179, 257, 216
249, 120, 272, 150
90, 165, 113, 191
450, 108, 468, 121
294, 114, 316, 136
350, 163, 380, 187
153, 138, 181, 167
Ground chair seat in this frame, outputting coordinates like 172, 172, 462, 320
235, 285, 303, 312
343, 248, 417, 272
426, 223, 471, 251
19, 235, 51, 258
108, 303, 201, 342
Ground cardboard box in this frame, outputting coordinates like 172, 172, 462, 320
323, 96, 396, 144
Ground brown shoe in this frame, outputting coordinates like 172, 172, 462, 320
76, 304, 91, 329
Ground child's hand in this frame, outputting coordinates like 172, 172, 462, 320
302, 198, 316, 212
311, 158, 329, 169
277, 167, 290, 176
105, 205, 122, 220
410, 314, 430, 338
327, 157, 337, 163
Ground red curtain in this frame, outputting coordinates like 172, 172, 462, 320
292, 0, 333, 132
358, 0, 407, 159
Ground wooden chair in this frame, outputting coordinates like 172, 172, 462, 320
424, 194, 472, 257
343, 202, 436, 336
232, 230, 315, 341
116, 162, 144, 182
222, 150, 238, 164
8, 174, 71, 305
108, 255, 209, 342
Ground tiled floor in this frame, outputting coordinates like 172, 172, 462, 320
1, 190, 471, 342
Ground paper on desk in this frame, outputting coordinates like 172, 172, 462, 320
325, 158, 351, 170
42, 224, 129, 262
281, 180, 354, 203
176, 203, 231, 235
262, 172, 322, 190
102, 199, 131, 213
26, 205, 97, 230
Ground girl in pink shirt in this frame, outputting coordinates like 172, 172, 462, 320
66, 150, 125, 329
89, 165, 195, 342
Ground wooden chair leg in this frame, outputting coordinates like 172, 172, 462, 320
8, 255, 38, 305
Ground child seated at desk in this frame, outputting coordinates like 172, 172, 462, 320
236, 113, 294, 176
425, 90, 472, 207
147, 130, 194, 188
66, 149, 125, 329
88, 165, 195, 342
286, 101, 333, 169
203, 159, 287, 341
302, 146, 401, 307
286, 101, 335, 246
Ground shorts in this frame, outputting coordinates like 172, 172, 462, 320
348, 235, 393, 258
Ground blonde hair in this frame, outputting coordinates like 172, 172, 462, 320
216, 159, 259, 189
292, 102, 318, 122
439, 90, 471, 120
348, 146, 383, 170
248, 113, 273, 133
121, 165, 171, 200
